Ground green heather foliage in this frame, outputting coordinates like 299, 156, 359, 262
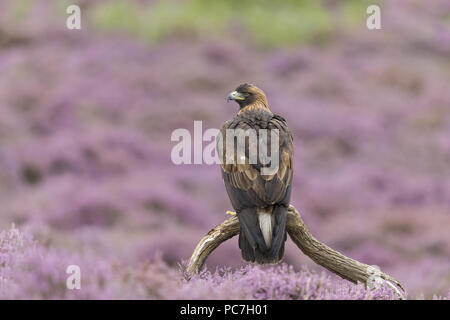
91, 0, 333, 46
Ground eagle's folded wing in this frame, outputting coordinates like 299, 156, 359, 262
218, 116, 293, 211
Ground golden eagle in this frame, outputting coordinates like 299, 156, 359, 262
218, 83, 293, 264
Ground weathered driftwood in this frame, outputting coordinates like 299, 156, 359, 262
187, 205, 404, 296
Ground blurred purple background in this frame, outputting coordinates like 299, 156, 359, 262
0, 0, 449, 299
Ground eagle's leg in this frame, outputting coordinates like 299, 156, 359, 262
226, 211, 236, 216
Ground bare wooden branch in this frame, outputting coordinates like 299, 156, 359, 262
285, 205, 404, 293
187, 214, 239, 276
187, 205, 404, 295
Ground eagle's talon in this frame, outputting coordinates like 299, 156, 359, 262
226, 210, 237, 216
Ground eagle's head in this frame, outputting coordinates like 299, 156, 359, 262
227, 83, 269, 110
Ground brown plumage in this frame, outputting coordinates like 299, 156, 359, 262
218, 83, 294, 264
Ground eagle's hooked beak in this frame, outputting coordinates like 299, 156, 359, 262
227, 91, 245, 102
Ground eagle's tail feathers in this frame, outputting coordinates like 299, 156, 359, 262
238, 207, 286, 264
238, 228, 255, 262
238, 208, 268, 252
258, 212, 273, 248
268, 204, 288, 260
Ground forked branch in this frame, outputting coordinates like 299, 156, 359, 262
187, 205, 404, 296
